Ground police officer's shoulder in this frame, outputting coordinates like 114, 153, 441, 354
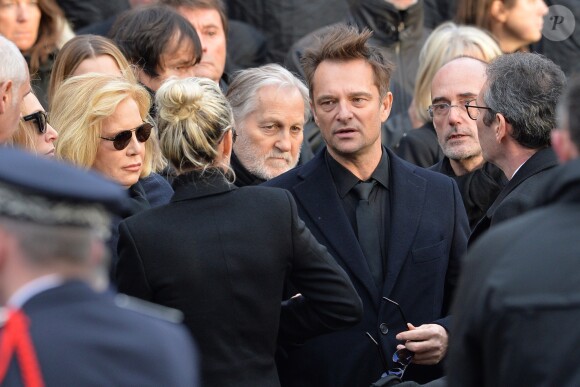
114, 293, 184, 324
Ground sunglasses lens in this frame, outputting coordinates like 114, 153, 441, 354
136, 123, 152, 142
113, 131, 133, 150
39, 112, 47, 134
393, 348, 413, 366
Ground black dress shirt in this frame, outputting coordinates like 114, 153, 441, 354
326, 148, 391, 283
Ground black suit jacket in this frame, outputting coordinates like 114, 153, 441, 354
1, 281, 198, 387
265, 148, 469, 386
449, 158, 580, 386
470, 147, 558, 244
116, 171, 362, 387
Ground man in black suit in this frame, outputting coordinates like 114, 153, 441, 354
447, 77, 580, 386
468, 53, 566, 243
0, 148, 199, 386
266, 25, 469, 386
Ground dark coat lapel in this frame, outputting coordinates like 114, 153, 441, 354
486, 147, 558, 216
382, 150, 426, 297
293, 151, 380, 305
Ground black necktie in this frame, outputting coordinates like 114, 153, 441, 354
353, 180, 383, 287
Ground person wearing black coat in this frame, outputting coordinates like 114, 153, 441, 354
448, 156, 580, 386
116, 77, 363, 387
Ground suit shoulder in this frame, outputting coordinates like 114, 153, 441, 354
393, 153, 455, 185
114, 293, 185, 324
262, 165, 304, 189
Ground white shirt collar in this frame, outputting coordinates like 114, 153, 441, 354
7, 274, 64, 309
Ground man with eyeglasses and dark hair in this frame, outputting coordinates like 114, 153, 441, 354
468, 52, 566, 243
448, 76, 580, 387
428, 56, 506, 229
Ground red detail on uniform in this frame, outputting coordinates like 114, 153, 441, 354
0, 309, 45, 387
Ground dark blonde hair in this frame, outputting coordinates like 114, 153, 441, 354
27, 0, 67, 73
52, 73, 155, 178
156, 77, 233, 176
48, 35, 135, 107
301, 24, 394, 99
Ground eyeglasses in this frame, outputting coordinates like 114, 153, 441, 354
366, 298, 415, 381
427, 102, 470, 119
22, 111, 48, 134
465, 100, 493, 120
383, 297, 414, 379
99, 122, 153, 151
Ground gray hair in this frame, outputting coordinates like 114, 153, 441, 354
226, 63, 311, 129
0, 35, 28, 95
482, 52, 566, 149
0, 216, 98, 267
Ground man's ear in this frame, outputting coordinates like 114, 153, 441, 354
0, 80, 13, 115
495, 113, 509, 143
380, 92, 393, 123
310, 102, 319, 126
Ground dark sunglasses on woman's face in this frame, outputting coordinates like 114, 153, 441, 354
99, 122, 153, 151
22, 111, 48, 134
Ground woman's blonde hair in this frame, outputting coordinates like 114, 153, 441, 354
412, 22, 502, 124
156, 77, 233, 177
10, 119, 37, 153
48, 35, 136, 108
52, 73, 154, 178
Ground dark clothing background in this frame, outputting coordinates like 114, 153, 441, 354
56, 0, 129, 31
27, 52, 56, 109
394, 122, 443, 167
470, 147, 558, 244
266, 148, 469, 386
230, 152, 265, 187
448, 158, 580, 387
531, 0, 580, 78
116, 171, 362, 387
226, 0, 350, 64
1, 281, 199, 387
430, 158, 507, 229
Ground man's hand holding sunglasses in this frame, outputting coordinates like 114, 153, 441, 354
395, 323, 448, 365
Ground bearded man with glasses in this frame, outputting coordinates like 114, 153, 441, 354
427, 57, 506, 229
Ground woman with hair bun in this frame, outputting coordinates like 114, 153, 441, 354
116, 77, 363, 387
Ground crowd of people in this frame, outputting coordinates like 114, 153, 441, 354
0, 0, 578, 386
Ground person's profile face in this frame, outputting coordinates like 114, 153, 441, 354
178, 7, 226, 84
233, 85, 305, 180
0, 0, 42, 52
498, 0, 548, 49
20, 91, 57, 156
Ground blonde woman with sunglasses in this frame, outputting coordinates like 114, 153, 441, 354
51, 73, 155, 281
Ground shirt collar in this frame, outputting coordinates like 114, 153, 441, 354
7, 274, 64, 309
325, 147, 390, 198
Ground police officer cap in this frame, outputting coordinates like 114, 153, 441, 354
0, 147, 128, 233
